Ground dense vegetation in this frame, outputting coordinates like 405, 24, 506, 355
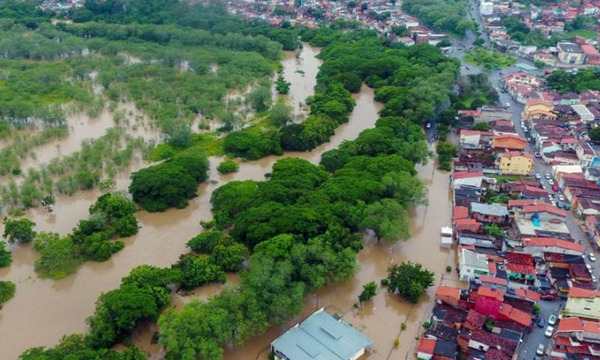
504, 15, 597, 47
34, 192, 138, 278
402, 0, 473, 36
2, 218, 36, 244
546, 68, 600, 94
129, 155, 209, 212
216, 159, 239, 174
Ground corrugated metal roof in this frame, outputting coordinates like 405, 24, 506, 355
272, 309, 373, 360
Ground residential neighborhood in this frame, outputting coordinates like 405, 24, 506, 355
475, 0, 600, 68
417, 66, 600, 360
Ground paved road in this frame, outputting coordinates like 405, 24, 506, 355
519, 299, 562, 360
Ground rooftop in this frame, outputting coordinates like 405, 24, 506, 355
558, 42, 583, 53
470, 202, 509, 217
523, 237, 584, 253
271, 309, 373, 360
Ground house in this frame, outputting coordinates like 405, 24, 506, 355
490, 119, 516, 135
581, 44, 600, 65
458, 233, 499, 249
522, 237, 584, 256
557, 42, 586, 65
575, 140, 596, 168
455, 219, 482, 233
497, 151, 534, 176
564, 288, 600, 320
452, 171, 483, 190
492, 134, 527, 151
514, 205, 570, 238
454, 185, 482, 207
521, 99, 555, 122
505, 252, 536, 282
271, 308, 373, 360
459, 248, 489, 281
415, 337, 436, 360
470, 202, 509, 224
436, 285, 462, 307
571, 104, 595, 123
476, 106, 513, 124
459, 130, 492, 149
555, 317, 600, 345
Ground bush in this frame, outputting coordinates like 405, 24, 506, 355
172, 255, 226, 290
34, 234, 80, 279
446, 265, 452, 272
380, 278, 389, 286
187, 230, 231, 253
533, 304, 541, 315
0, 242, 12, 268
401, 323, 407, 331
224, 128, 282, 160
387, 262, 435, 303
3, 218, 36, 245
217, 160, 239, 174
280, 115, 338, 151
129, 155, 209, 212
0, 280, 16, 306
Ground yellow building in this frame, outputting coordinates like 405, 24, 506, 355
521, 99, 555, 123
498, 151, 534, 175
564, 288, 600, 321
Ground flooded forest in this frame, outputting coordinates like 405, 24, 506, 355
0, 1, 462, 360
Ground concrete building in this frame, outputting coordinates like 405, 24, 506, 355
571, 104, 595, 123
271, 308, 373, 360
557, 42, 586, 65
459, 248, 489, 281
564, 288, 600, 321
480, 1, 494, 16
470, 202, 509, 224
497, 151, 534, 176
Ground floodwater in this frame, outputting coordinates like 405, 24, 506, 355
0, 43, 456, 360
17, 103, 159, 172
279, 45, 321, 118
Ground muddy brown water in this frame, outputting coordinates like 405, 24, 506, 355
279, 45, 321, 118
0, 44, 458, 360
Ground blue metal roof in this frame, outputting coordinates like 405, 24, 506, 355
272, 309, 373, 360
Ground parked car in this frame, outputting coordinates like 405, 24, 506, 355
551, 200, 557, 206
541, 293, 555, 301
593, 275, 597, 283
536, 343, 545, 356
552, 184, 559, 192
549, 315, 557, 325
557, 202, 563, 209
589, 253, 596, 262
586, 263, 592, 272
548, 179, 555, 185
535, 173, 541, 180
558, 194, 565, 202
426, 122, 431, 129
535, 152, 541, 158
545, 172, 552, 179
545, 326, 554, 337
537, 317, 545, 328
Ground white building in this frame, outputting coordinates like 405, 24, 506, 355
480, 2, 494, 16
458, 248, 489, 282
272, 308, 373, 360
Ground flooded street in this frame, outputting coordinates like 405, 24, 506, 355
0, 43, 456, 360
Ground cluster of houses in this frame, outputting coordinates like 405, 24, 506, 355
415, 157, 600, 359
221, 0, 449, 46
477, 0, 600, 67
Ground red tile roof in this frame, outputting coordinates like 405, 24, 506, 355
523, 237, 584, 253
505, 252, 534, 265
558, 317, 584, 333
514, 288, 541, 302
479, 275, 507, 286
453, 206, 469, 220
454, 171, 483, 180
506, 262, 536, 275
466, 309, 486, 329
416, 337, 436, 355
478, 286, 504, 301
522, 203, 566, 217
508, 199, 539, 208
436, 285, 461, 301
498, 304, 532, 327
568, 287, 600, 298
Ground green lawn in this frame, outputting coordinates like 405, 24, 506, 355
568, 29, 598, 39
464, 48, 516, 69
